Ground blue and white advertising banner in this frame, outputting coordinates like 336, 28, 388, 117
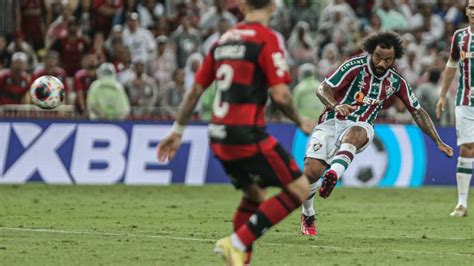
0, 120, 466, 186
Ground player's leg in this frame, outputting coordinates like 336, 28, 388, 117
301, 158, 327, 237
451, 143, 474, 217
320, 125, 369, 198
219, 139, 309, 263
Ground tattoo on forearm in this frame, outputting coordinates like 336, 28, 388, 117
412, 108, 441, 144
317, 84, 338, 109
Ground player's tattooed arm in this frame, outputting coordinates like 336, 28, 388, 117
411, 108, 442, 143
316, 82, 338, 109
175, 84, 205, 125
411, 107, 453, 157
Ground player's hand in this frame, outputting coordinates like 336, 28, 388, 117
299, 118, 314, 135
437, 141, 454, 158
156, 132, 182, 162
334, 104, 357, 117
435, 97, 446, 120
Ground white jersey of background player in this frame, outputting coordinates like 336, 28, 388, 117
436, 0, 474, 217
300, 32, 454, 237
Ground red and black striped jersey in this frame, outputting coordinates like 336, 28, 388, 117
195, 22, 290, 152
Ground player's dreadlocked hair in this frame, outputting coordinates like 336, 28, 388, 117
247, 0, 272, 9
362, 32, 405, 59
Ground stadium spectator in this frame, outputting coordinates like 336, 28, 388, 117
184, 53, 203, 92
188, 0, 208, 27
92, 0, 125, 37
317, 43, 341, 80
137, 0, 164, 29
415, 68, 442, 121
160, 68, 185, 116
157, 1, 313, 265
436, 0, 474, 217
199, 0, 237, 37
7, 32, 39, 71
293, 63, 324, 120
87, 62, 130, 120
19, 0, 47, 51
31, 50, 69, 96
0, 52, 30, 105
375, 0, 409, 31
124, 58, 160, 112
201, 18, 231, 55
411, 3, 445, 45
148, 35, 176, 88
45, 4, 73, 49
90, 32, 109, 64
288, 21, 316, 66
0, 0, 19, 39
290, 0, 319, 30
122, 12, 156, 63
74, 54, 98, 113
170, 17, 202, 68
0, 36, 12, 69
117, 49, 135, 85
168, 2, 189, 32
51, 16, 90, 77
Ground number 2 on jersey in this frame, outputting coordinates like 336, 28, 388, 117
213, 64, 234, 118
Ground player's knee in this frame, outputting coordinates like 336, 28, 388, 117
341, 126, 367, 147
459, 143, 474, 157
243, 184, 265, 203
286, 176, 310, 202
303, 161, 325, 183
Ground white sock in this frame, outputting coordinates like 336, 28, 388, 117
456, 157, 473, 208
230, 233, 246, 252
330, 143, 357, 177
302, 180, 320, 216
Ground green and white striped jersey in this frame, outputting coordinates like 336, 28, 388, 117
448, 27, 474, 106
318, 55, 420, 125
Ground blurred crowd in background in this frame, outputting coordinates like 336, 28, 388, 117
0, 0, 467, 125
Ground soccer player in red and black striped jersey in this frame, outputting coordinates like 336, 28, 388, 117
436, 0, 474, 217
157, 0, 313, 265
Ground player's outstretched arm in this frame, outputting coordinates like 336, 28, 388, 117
316, 82, 356, 116
411, 107, 454, 157
156, 84, 206, 162
436, 66, 457, 119
269, 83, 313, 134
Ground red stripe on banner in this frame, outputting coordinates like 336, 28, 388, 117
211, 103, 265, 126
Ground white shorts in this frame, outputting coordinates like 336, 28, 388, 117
455, 106, 474, 145
305, 119, 375, 165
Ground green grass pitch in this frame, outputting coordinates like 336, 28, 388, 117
0, 185, 472, 265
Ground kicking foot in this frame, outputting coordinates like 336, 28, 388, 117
319, 170, 338, 198
214, 237, 246, 266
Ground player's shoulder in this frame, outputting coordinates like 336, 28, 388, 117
453, 27, 469, 39
338, 54, 368, 71
388, 68, 410, 87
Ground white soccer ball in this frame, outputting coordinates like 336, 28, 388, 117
30, 75, 65, 109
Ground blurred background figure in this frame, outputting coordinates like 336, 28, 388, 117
293, 63, 324, 121
0, 52, 30, 105
74, 54, 98, 114
124, 58, 160, 114
148, 35, 176, 88
87, 62, 130, 120
161, 68, 185, 116
122, 12, 156, 64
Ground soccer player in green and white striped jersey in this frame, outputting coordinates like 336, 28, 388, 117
436, 0, 474, 218
300, 32, 454, 237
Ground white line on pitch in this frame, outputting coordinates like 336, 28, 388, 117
0, 227, 472, 257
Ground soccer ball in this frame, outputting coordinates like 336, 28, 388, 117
30, 75, 65, 109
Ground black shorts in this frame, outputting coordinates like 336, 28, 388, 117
215, 137, 302, 189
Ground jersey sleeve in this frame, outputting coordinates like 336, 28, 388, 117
325, 58, 361, 89
257, 32, 291, 87
194, 49, 215, 88
447, 31, 460, 68
395, 79, 421, 112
